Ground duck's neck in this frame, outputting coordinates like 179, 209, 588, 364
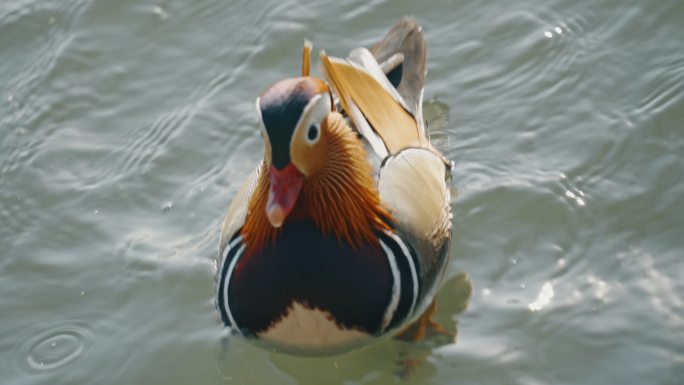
243, 112, 392, 253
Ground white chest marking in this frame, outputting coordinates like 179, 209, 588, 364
384, 230, 419, 317
221, 236, 245, 330
379, 239, 401, 330
259, 302, 368, 349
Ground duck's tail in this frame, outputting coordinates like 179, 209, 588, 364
370, 16, 427, 126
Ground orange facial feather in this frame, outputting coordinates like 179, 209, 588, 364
242, 111, 392, 253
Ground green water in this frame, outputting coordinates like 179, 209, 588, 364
1, 0, 683, 384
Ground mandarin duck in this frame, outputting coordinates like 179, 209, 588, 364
216, 17, 453, 354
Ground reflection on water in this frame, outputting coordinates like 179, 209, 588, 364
1, 0, 684, 384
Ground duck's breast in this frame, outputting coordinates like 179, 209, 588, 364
218, 220, 402, 351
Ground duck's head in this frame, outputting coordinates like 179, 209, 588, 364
256, 76, 333, 228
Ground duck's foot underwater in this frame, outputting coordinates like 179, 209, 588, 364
393, 299, 455, 377
396, 299, 455, 342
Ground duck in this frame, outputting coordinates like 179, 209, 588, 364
216, 17, 453, 355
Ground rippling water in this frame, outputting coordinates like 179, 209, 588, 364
1, 0, 683, 384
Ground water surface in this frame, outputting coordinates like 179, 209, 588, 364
1, 0, 683, 384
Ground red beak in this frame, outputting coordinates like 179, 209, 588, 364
266, 164, 304, 228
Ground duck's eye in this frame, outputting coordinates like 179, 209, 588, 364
306, 124, 319, 143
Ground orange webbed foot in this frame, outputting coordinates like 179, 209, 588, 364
396, 299, 454, 342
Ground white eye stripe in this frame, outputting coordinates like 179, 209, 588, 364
290, 92, 331, 148
308, 93, 331, 125
255, 96, 268, 139
255, 97, 263, 126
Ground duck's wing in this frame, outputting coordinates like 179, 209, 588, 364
320, 19, 433, 160
379, 148, 452, 297
373, 19, 452, 288
320, 17, 442, 157
321, 52, 424, 158
321, 18, 452, 298
218, 162, 264, 258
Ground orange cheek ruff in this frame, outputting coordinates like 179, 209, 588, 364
266, 164, 304, 228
